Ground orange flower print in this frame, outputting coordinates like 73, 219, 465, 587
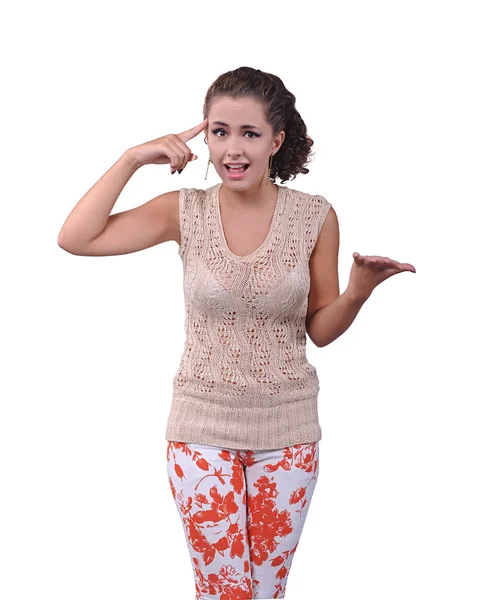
174, 462, 185, 480
166, 440, 319, 599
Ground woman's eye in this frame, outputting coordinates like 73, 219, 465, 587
212, 129, 259, 138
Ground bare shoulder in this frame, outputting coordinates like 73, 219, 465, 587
301, 189, 339, 252
139, 187, 181, 243
314, 203, 339, 250
164, 188, 181, 245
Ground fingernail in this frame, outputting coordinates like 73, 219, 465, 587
178, 169, 183, 174
171, 169, 176, 174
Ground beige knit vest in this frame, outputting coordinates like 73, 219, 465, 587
165, 182, 332, 450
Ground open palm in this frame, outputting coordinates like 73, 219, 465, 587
349, 252, 416, 301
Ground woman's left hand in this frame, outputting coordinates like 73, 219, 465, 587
348, 252, 416, 302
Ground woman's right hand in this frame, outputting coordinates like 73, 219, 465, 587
129, 117, 209, 173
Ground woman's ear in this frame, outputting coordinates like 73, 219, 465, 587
272, 130, 285, 155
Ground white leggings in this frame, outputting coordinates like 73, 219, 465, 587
166, 440, 320, 600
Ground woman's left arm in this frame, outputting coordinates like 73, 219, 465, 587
306, 207, 416, 348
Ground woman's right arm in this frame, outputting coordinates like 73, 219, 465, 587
57, 119, 208, 256
57, 150, 180, 257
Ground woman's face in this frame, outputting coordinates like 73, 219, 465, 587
205, 96, 284, 189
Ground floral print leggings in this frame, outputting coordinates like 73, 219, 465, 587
166, 440, 320, 600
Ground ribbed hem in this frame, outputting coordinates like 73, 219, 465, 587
165, 395, 322, 450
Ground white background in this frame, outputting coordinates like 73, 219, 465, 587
1, 0, 478, 598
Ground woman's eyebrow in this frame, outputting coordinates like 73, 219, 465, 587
211, 121, 260, 129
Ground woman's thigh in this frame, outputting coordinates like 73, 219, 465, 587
166, 441, 253, 599
166, 440, 320, 600
243, 442, 320, 599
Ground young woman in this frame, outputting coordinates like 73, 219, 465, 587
58, 66, 416, 600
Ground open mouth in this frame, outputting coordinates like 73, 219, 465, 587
225, 164, 250, 173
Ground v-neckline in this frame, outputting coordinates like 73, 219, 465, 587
214, 182, 283, 263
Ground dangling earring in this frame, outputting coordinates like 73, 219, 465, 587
204, 137, 211, 180
265, 153, 274, 187
205, 154, 212, 180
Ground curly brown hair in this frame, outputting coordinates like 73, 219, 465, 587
203, 66, 315, 185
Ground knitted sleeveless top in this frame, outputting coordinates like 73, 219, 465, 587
165, 182, 332, 450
